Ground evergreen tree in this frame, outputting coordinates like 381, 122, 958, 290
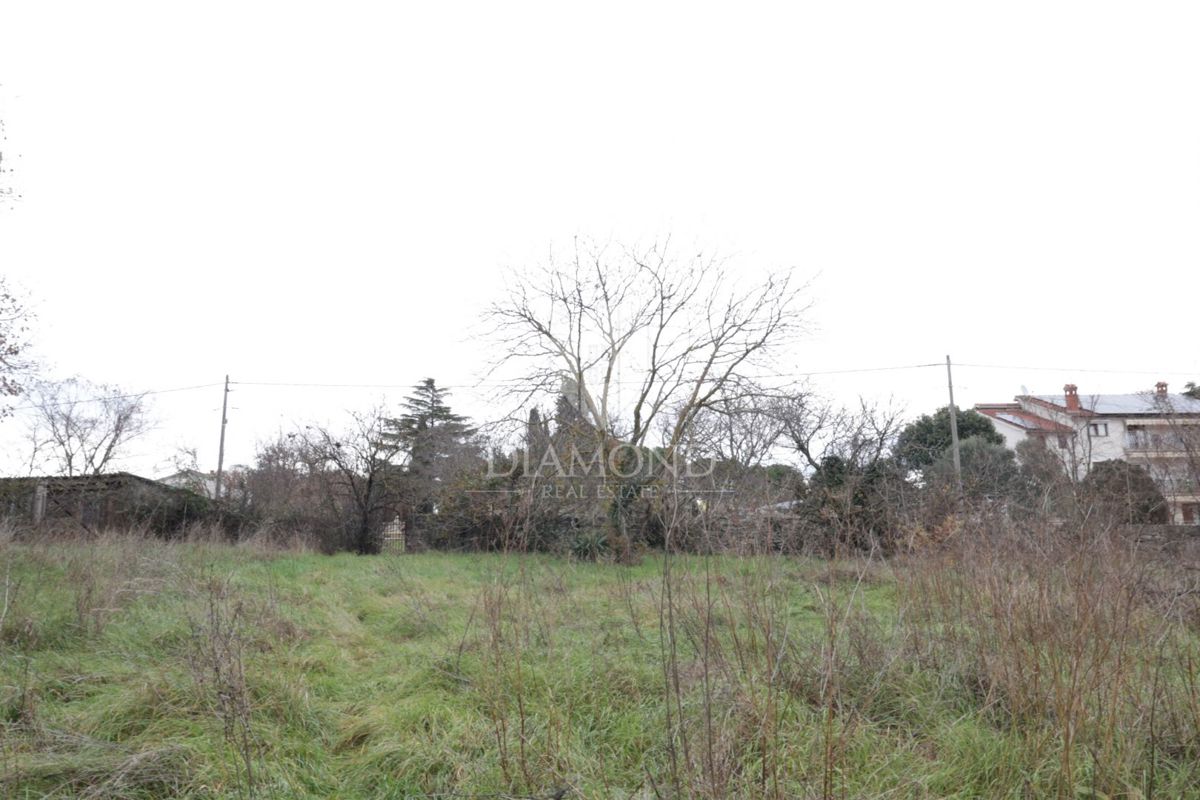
1080, 460, 1169, 525
926, 436, 1019, 500
381, 379, 476, 518
895, 406, 1004, 470
524, 407, 551, 464
383, 378, 475, 473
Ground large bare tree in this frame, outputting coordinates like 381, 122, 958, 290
487, 238, 807, 455
25, 377, 152, 475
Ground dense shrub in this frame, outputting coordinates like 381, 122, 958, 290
1080, 459, 1170, 525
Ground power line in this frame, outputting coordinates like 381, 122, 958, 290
956, 362, 1198, 377
7, 381, 223, 412
9, 360, 1197, 413
231, 363, 946, 392
233, 380, 434, 390
783, 362, 943, 377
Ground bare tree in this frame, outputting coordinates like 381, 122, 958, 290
297, 408, 400, 554
244, 432, 316, 524
770, 394, 910, 551
0, 109, 21, 212
774, 393, 903, 475
25, 377, 151, 475
487, 238, 807, 455
683, 386, 786, 469
0, 277, 33, 416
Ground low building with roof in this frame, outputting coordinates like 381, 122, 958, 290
977, 382, 1200, 524
0, 472, 217, 535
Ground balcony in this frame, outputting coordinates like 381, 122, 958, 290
1162, 479, 1200, 497
1125, 432, 1197, 454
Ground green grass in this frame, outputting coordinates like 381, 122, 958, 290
1, 537, 1197, 798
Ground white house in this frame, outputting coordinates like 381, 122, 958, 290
157, 468, 218, 498
977, 383, 1200, 524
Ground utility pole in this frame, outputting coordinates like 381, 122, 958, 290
945, 355, 963, 494
214, 375, 230, 501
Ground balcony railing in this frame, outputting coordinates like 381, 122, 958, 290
1162, 479, 1200, 496
1125, 433, 1198, 453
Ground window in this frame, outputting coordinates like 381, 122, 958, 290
1184, 503, 1200, 525
1057, 434, 1069, 449
1088, 422, 1109, 437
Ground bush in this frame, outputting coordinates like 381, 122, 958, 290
1080, 459, 1169, 525
568, 529, 610, 561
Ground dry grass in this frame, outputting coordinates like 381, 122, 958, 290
0, 522, 1198, 797
898, 524, 1200, 798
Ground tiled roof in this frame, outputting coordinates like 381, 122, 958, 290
1026, 393, 1200, 416
976, 404, 1074, 433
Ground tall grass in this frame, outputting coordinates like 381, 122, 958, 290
0, 522, 1197, 797
899, 524, 1200, 797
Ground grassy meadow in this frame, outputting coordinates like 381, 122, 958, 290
1, 531, 1198, 798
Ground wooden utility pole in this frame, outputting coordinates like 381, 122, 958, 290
214, 375, 230, 501
945, 355, 963, 494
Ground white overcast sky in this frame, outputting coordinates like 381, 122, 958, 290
1, 1, 1198, 475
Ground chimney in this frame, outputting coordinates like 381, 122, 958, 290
1155, 381, 1168, 396
1063, 384, 1081, 411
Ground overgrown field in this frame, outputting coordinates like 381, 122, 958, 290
1, 531, 1198, 798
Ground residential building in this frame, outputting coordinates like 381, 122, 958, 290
157, 467, 250, 503
977, 383, 1200, 524
157, 468, 218, 498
